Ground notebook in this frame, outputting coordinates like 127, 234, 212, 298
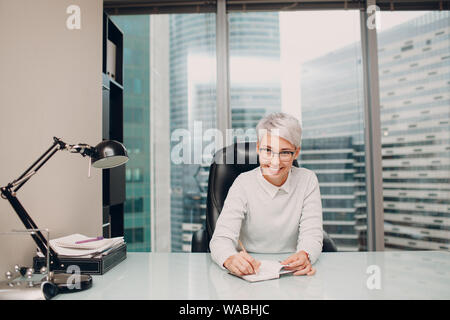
235, 260, 294, 282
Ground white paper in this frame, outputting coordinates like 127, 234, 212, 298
241, 260, 293, 282
50, 234, 124, 258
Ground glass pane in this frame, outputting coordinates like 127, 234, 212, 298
112, 15, 151, 251
169, 14, 216, 252
377, 12, 450, 251
229, 12, 281, 134
112, 14, 216, 252
229, 11, 366, 251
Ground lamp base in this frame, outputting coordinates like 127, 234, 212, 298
50, 273, 92, 293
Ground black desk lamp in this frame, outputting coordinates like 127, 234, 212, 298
1, 137, 128, 292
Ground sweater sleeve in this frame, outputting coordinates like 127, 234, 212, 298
209, 175, 247, 269
296, 171, 324, 265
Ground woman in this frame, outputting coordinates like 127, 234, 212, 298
210, 112, 323, 276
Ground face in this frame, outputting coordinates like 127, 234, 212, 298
257, 133, 300, 184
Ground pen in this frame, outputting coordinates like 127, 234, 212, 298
75, 236, 104, 244
238, 240, 247, 254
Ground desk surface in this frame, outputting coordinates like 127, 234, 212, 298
57, 251, 450, 300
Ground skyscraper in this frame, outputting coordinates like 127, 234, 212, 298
300, 11, 450, 251
377, 12, 449, 250
111, 15, 152, 252
300, 41, 365, 251
112, 12, 282, 252
168, 14, 217, 252
170, 12, 282, 251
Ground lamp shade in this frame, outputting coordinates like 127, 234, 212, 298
91, 140, 128, 169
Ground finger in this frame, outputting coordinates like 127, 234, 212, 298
284, 258, 307, 269
240, 252, 259, 271
236, 259, 254, 275
255, 260, 261, 273
229, 264, 242, 276
239, 251, 254, 263
293, 264, 312, 276
306, 267, 316, 276
241, 257, 255, 274
283, 257, 308, 270
236, 261, 249, 275
293, 264, 311, 276
280, 255, 296, 265
234, 261, 248, 275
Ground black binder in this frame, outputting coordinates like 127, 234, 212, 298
33, 243, 127, 275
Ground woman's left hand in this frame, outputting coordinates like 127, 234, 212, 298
280, 251, 316, 276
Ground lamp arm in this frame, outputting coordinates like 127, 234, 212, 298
0, 187, 58, 263
0, 137, 95, 270
13, 146, 61, 193
8, 139, 60, 191
4, 137, 95, 193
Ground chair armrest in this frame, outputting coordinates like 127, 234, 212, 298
322, 230, 338, 252
191, 228, 209, 252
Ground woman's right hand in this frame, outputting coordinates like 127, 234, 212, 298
223, 251, 261, 276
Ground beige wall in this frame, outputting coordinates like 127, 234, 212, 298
0, 0, 103, 275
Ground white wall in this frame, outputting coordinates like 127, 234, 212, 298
0, 0, 103, 275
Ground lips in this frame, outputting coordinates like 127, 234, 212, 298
267, 166, 282, 175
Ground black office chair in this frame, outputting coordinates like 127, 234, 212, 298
191, 142, 337, 253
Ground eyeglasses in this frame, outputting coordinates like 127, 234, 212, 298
259, 148, 295, 161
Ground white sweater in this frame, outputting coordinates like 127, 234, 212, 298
210, 166, 323, 268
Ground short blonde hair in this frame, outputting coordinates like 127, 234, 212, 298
256, 112, 302, 148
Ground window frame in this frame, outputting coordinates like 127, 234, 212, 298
106, 0, 448, 252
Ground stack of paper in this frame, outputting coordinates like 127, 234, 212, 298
49, 234, 124, 258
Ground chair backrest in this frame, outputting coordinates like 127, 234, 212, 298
205, 141, 298, 240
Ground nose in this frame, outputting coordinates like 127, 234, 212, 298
271, 154, 280, 166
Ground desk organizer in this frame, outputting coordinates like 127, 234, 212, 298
32, 243, 127, 275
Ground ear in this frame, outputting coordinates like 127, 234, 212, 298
294, 146, 301, 159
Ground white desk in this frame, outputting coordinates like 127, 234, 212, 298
56, 251, 450, 300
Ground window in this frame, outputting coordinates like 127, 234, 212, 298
229, 11, 366, 252
125, 197, 144, 214
168, 14, 216, 252
110, 5, 449, 254
112, 15, 151, 252
229, 12, 281, 140
113, 13, 216, 252
124, 227, 144, 243
377, 11, 450, 251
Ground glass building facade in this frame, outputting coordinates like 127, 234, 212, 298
377, 12, 449, 250
300, 41, 366, 251
169, 13, 217, 252
113, 10, 449, 253
300, 11, 450, 251
111, 15, 151, 252
229, 12, 281, 133
171, 12, 282, 251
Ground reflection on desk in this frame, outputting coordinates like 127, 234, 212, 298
55, 251, 450, 300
